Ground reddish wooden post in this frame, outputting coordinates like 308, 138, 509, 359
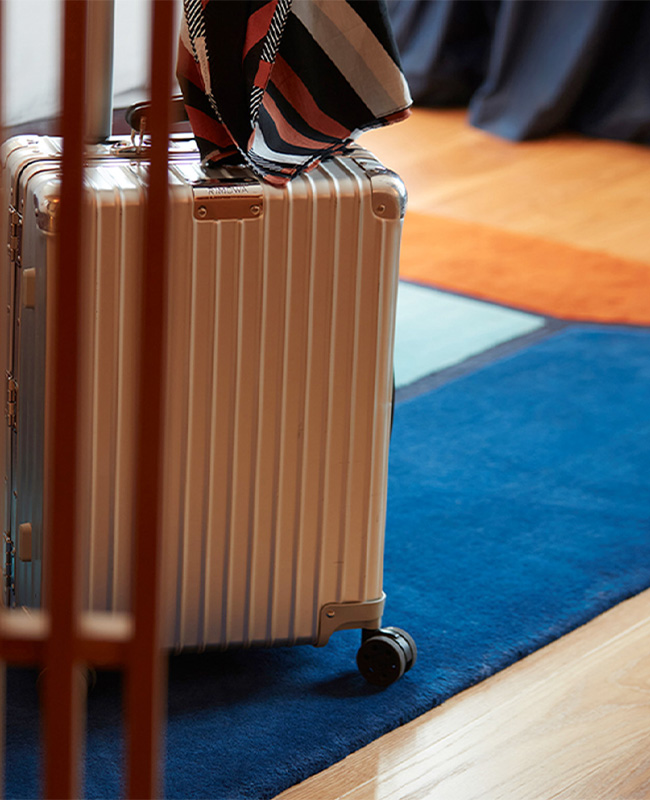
0, 2, 176, 796
125, 1, 175, 796
0, 0, 5, 789
43, 1, 89, 796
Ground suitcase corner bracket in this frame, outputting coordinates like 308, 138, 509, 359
315, 593, 386, 647
368, 171, 407, 221
349, 154, 407, 220
34, 193, 61, 233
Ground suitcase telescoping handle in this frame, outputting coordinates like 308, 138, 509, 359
85, 0, 115, 142
85, 1, 187, 144
125, 96, 189, 139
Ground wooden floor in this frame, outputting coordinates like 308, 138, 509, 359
360, 108, 650, 263
275, 109, 650, 800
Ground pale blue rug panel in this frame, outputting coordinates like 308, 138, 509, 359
394, 281, 545, 387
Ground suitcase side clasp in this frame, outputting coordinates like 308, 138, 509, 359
5, 372, 17, 431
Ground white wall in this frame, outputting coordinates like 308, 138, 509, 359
3, 0, 180, 126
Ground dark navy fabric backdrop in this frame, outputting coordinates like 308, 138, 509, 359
388, 0, 650, 143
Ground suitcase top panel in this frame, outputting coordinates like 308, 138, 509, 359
2, 136, 406, 223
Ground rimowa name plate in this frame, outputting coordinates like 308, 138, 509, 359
174, 163, 264, 221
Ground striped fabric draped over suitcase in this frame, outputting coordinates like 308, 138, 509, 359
177, 0, 412, 183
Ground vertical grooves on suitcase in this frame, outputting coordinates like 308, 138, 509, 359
106, 188, 120, 611
173, 225, 192, 648
285, 179, 312, 643
113, 177, 143, 616
259, 199, 279, 646
298, 174, 319, 642
356, 160, 385, 606
331, 161, 353, 605
227, 224, 242, 646
284, 180, 299, 642
110, 186, 125, 612
370, 220, 400, 599
10, 146, 399, 649
200, 220, 224, 648
240, 220, 263, 648
369, 223, 390, 599
250, 207, 271, 647
338, 160, 370, 605
319, 160, 373, 607
200, 222, 220, 648
218, 223, 238, 648
197, 333, 213, 646
360, 163, 379, 605
302, 174, 335, 640
248, 211, 268, 647
179, 211, 221, 647
86, 184, 121, 612
109, 185, 124, 612
178, 217, 198, 646
226, 222, 248, 647
318, 165, 341, 610
86, 197, 100, 609
266, 187, 289, 644
276, 182, 293, 641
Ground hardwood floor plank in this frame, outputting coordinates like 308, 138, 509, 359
360, 109, 650, 263
277, 590, 650, 800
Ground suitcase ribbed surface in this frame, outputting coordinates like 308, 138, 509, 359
4, 142, 403, 650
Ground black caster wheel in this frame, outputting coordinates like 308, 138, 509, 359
356, 626, 417, 688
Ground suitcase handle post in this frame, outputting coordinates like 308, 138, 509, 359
85, 0, 115, 142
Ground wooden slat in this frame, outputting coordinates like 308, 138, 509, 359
125, 1, 175, 797
78, 612, 133, 667
0, 2, 179, 795
1, 1, 177, 796
42, 1, 89, 796
1, 0, 6, 788
0, 610, 47, 665
0, 610, 133, 667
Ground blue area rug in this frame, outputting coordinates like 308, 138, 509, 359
6, 325, 650, 799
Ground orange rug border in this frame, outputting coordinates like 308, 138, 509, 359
399, 212, 650, 327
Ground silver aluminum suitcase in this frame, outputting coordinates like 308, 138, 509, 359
1, 134, 415, 684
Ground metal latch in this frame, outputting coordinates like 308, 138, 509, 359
5, 372, 17, 430
4, 529, 14, 596
7, 207, 22, 267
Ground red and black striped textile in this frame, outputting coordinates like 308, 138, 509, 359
177, 0, 412, 184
